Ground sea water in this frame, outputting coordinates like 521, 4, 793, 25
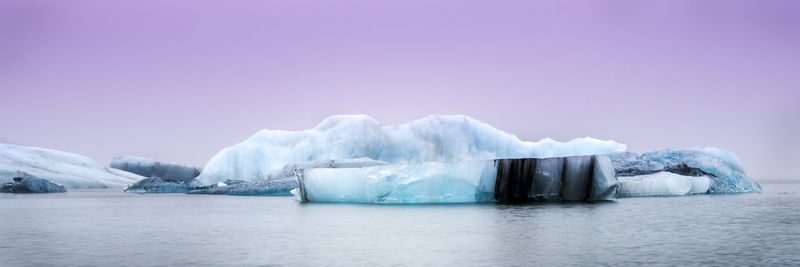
1, 183, 798, 266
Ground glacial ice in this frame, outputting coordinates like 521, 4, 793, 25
295, 161, 497, 203
609, 147, 761, 193
187, 178, 297, 196
0, 172, 67, 193
123, 177, 196, 193
111, 156, 201, 183
197, 115, 626, 185
294, 155, 619, 204
617, 172, 710, 197
0, 143, 143, 189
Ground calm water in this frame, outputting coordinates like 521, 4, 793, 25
1, 183, 799, 266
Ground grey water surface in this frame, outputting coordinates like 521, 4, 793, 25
1, 183, 798, 266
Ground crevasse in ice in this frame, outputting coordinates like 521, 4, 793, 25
197, 115, 626, 185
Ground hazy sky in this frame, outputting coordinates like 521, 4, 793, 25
1, 0, 798, 181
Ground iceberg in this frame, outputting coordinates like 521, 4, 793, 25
123, 177, 196, 193
197, 115, 626, 185
294, 155, 618, 204
111, 156, 201, 183
0, 172, 67, 193
0, 143, 143, 189
609, 147, 760, 194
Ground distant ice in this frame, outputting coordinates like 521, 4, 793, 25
0, 172, 67, 193
111, 156, 200, 183
0, 143, 143, 189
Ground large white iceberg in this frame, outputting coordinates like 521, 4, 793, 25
0, 143, 143, 189
197, 115, 626, 185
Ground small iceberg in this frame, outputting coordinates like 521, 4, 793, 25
1, 173, 67, 193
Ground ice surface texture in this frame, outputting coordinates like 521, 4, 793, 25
493, 155, 617, 202
111, 156, 200, 183
198, 115, 626, 185
187, 178, 297, 196
0, 143, 143, 189
0, 172, 66, 193
617, 172, 710, 197
294, 155, 617, 204
295, 161, 497, 203
123, 177, 195, 193
609, 147, 761, 193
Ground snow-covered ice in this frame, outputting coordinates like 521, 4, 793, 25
197, 115, 626, 185
0, 143, 143, 189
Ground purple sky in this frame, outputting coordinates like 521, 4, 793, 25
1, 0, 799, 181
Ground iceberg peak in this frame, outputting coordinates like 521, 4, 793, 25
196, 115, 626, 185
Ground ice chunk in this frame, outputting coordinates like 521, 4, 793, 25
187, 178, 296, 196
0, 143, 143, 189
0, 172, 66, 193
198, 115, 626, 185
617, 172, 711, 197
123, 177, 195, 193
111, 156, 200, 183
609, 147, 760, 193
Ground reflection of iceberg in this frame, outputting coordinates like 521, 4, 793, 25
197, 115, 626, 185
294, 155, 618, 204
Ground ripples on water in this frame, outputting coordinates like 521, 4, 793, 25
1, 183, 798, 266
